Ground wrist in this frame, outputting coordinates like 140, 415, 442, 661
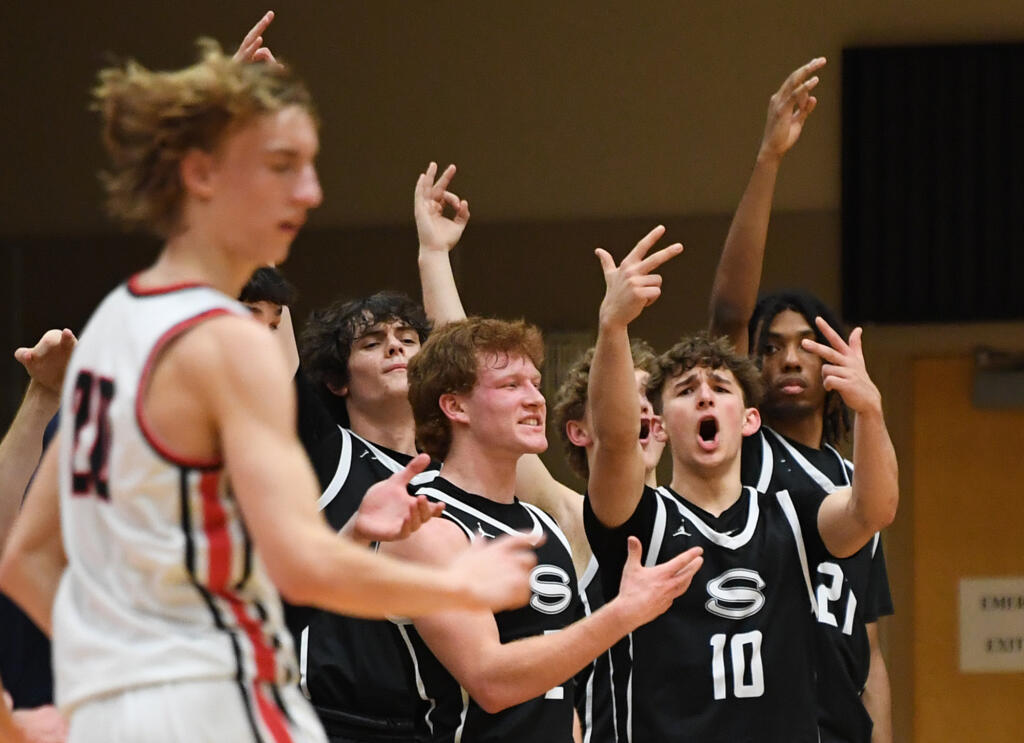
755, 149, 783, 168
604, 594, 641, 633
22, 381, 60, 417
418, 244, 450, 259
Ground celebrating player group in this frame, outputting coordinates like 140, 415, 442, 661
0, 10, 897, 743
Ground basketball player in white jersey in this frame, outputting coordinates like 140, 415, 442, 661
0, 40, 537, 743
583, 227, 898, 741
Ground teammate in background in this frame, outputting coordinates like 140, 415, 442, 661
0, 40, 536, 743
583, 228, 898, 741
382, 314, 702, 742
708, 58, 895, 743
0, 330, 76, 743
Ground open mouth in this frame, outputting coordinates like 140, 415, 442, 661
697, 416, 719, 451
639, 418, 651, 441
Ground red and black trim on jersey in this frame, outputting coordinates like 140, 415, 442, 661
126, 274, 213, 297
135, 309, 236, 471
179, 467, 298, 743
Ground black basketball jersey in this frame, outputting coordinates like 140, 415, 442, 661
741, 426, 894, 743
398, 476, 581, 743
584, 484, 827, 743
289, 376, 442, 741
574, 556, 629, 743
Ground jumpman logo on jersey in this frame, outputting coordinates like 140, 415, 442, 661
673, 521, 692, 537
476, 522, 495, 539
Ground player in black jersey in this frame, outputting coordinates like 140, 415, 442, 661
707, 59, 895, 742
382, 316, 703, 743
583, 227, 899, 742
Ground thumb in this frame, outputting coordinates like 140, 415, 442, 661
393, 453, 431, 486
625, 535, 643, 567
594, 247, 616, 274
14, 348, 31, 364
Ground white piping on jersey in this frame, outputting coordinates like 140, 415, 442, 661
576, 558, 597, 743
764, 426, 851, 492
316, 426, 353, 510
349, 429, 440, 487
871, 532, 880, 558
395, 622, 437, 736
521, 502, 573, 556
625, 633, 634, 743
455, 687, 470, 743
775, 489, 819, 617
753, 430, 775, 493
415, 486, 545, 541
299, 626, 311, 699
646, 494, 668, 567
657, 486, 760, 550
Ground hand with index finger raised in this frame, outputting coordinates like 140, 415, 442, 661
801, 317, 881, 415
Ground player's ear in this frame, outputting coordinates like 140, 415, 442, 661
439, 393, 468, 424
650, 415, 667, 442
565, 419, 592, 448
179, 148, 216, 200
326, 381, 349, 398
741, 406, 761, 437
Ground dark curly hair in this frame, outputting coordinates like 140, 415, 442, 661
408, 317, 544, 461
552, 338, 657, 480
238, 266, 297, 307
299, 292, 430, 425
748, 289, 851, 446
647, 332, 763, 414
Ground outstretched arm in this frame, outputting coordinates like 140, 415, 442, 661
708, 57, 825, 352
0, 329, 74, 551
588, 227, 683, 528
389, 521, 700, 713
807, 319, 898, 557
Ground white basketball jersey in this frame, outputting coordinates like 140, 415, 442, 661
53, 278, 298, 712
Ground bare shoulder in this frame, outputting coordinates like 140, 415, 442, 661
382, 514, 470, 567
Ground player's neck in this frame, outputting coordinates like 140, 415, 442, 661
347, 401, 417, 456
763, 412, 823, 450
441, 437, 519, 504
150, 230, 255, 298
669, 457, 743, 517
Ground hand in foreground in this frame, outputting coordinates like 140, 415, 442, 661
351, 454, 443, 543
616, 536, 703, 628
449, 533, 541, 612
801, 317, 882, 415
415, 162, 470, 254
233, 10, 280, 66
596, 225, 683, 329
759, 57, 826, 162
12, 704, 69, 743
14, 329, 77, 396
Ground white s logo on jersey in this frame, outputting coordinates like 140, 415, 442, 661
529, 565, 573, 615
705, 568, 767, 619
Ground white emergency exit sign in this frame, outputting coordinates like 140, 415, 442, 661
959, 577, 1024, 673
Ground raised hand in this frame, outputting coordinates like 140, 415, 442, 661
449, 533, 539, 612
415, 162, 470, 254
801, 317, 882, 414
233, 10, 280, 66
759, 57, 826, 162
351, 454, 444, 544
616, 536, 703, 628
14, 328, 76, 396
595, 225, 683, 329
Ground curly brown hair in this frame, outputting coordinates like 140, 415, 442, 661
552, 338, 658, 480
648, 333, 763, 413
93, 39, 314, 237
408, 317, 544, 461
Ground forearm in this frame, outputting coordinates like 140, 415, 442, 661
459, 599, 634, 713
590, 320, 640, 448
708, 153, 781, 352
863, 622, 893, 743
0, 546, 64, 637
0, 385, 59, 548
418, 250, 466, 326
850, 407, 899, 534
